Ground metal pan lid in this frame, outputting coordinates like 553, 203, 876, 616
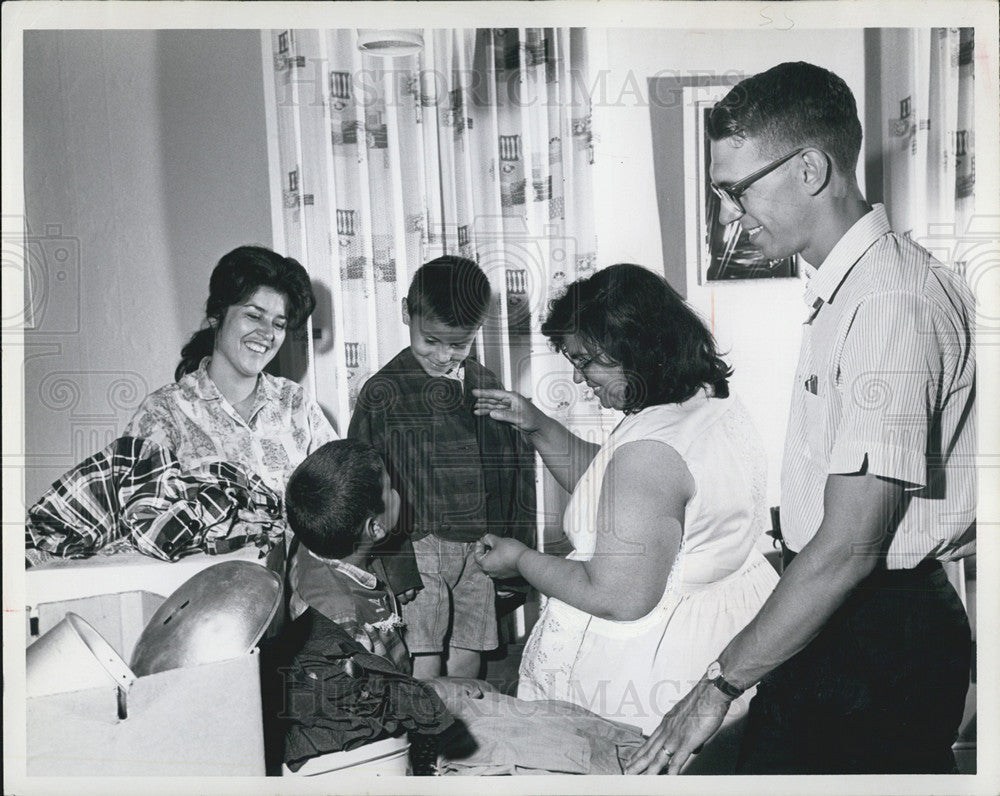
129, 560, 281, 677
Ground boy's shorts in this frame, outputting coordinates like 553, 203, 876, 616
402, 534, 498, 654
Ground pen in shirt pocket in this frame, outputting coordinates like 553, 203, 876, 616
804, 374, 818, 394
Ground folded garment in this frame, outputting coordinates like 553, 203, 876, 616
283, 609, 454, 772
26, 436, 285, 563
436, 689, 645, 775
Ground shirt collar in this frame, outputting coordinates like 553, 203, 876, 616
255, 369, 279, 403
188, 358, 223, 400
308, 550, 379, 589
802, 203, 890, 308
401, 348, 466, 385
187, 356, 276, 406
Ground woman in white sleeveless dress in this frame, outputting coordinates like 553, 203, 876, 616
473, 264, 778, 738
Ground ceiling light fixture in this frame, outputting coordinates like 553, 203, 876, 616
356, 29, 424, 58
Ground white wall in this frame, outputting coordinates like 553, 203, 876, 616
22, 30, 273, 506
588, 28, 867, 506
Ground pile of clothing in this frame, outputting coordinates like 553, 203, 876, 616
281, 609, 455, 772
280, 609, 646, 776
26, 436, 285, 564
433, 683, 646, 775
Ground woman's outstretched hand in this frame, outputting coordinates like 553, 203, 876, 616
474, 533, 529, 579
472, 388, 544, 435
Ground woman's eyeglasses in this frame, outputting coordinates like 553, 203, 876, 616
562, 348, 609, 373
710, 147, 804, 215
566, 353, 597, 372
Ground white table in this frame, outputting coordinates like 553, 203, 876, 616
26, 544, 267, 608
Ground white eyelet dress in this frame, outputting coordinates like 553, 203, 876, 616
517, 390, 779, 734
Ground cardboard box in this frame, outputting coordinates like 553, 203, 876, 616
26, 590, 266, 776
30, 590, 164, 654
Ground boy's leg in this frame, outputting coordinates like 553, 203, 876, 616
446, 541, 498, 677
412, 652, 444, 678
401, 535, 451, 678
445, 646, 482, 678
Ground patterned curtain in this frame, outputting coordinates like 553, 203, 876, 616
875, 27, 976, 604
267, 28, 600, 548
877, 28, 975, 266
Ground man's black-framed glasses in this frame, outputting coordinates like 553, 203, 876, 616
710, 147, 804, 215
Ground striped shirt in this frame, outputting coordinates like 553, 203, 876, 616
780, 204, 976, 568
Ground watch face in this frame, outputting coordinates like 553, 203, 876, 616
706, 661, 722, 679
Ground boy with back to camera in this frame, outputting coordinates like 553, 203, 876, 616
282, 439, 461, 776
349, 255, 535, 679
285, 439, 409, 672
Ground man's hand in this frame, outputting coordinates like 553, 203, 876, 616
625, 679, 732, 775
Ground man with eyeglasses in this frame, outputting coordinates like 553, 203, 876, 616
628, 61, 975, 775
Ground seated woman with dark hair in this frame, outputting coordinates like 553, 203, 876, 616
473, 263, 778, 736
126, 245, 337, 497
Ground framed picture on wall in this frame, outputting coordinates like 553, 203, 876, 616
684, 85, 798, 284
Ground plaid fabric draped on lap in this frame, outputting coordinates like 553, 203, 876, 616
26, 436, 286, 562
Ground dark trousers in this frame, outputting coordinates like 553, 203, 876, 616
736, 558, 971, 774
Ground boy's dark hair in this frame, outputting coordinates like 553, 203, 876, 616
285, 440, 386, 560
707, 61, 863, 175
406, 255, 492, 328
541, 263, 732, 413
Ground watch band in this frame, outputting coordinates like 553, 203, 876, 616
705, 660, 746, 698
709, 672, 746, 699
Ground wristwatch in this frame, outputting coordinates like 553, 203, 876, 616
705, 660, 746, 699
